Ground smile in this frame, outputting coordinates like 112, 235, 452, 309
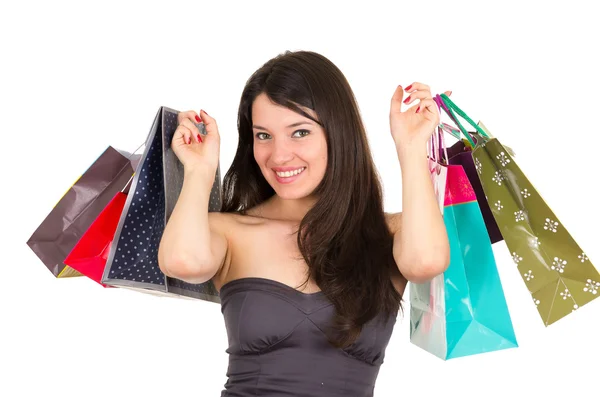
275, 167, 306, 178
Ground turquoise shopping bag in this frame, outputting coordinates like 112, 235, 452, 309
409, 127, 518, 360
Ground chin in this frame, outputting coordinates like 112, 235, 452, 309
274, 188, 313, 201
267, 179, 318, 201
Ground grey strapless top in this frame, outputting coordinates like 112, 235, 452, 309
218, 277, 398, 397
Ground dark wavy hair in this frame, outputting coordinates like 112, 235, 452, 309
221, 50, 403, 348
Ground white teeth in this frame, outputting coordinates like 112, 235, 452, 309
276, 167, 305, 178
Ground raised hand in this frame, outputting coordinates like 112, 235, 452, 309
172, 109, 221, 174
389, 82, 451, 150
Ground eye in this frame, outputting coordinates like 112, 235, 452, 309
292, 129, 310, 138
255, 132, 271, 140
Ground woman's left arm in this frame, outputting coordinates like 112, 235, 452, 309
388, 83, 450, 284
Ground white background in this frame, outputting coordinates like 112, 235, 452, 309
2, 1, 599, 396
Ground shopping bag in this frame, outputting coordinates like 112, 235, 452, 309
439, 93, 600, 326
27, 146, 138, 278
63, 180, 132, 287
101, 106, 222, 303
409, 126, 518, 360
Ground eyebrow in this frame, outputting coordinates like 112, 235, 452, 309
252, 121, 313, 131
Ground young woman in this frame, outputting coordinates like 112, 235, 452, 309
158, 50, 450, 396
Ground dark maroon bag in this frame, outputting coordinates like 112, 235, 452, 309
27, 146, 140, 277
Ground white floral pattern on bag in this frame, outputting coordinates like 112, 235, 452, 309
514, 210, 526, 222
497, 152, 511, 166
584, 279, 600, 294
551, 257, 568, 273
512, 252, 523, 264
492, 170, 505, 185
544, 218, 559, 233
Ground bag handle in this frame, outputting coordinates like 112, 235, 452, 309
120, 141, 146, 193
428, 101, 449, 165
439, 122, 461, 140
435, 94, 476, 148
439, 93, 490, 144
434, 94, 475, 148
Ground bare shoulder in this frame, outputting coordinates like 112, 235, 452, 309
207, 211, 234, 231
384, 211, 402, 234
207, 211, 266, 247
207, 211, 259, 228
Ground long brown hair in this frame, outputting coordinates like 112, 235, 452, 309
221, 50, 403, 348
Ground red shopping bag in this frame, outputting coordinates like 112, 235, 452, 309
63, 190, 128, 287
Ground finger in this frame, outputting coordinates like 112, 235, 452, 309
390, 85, 405, 115
199, 109, 220, 140
403, 89, 434, 106
443, 90, 452, 97
178, 110, 202, 125
404, 82, 430, 94
416, 98, 438, 117
179, 118, 203, 143
174, 124, 193, 145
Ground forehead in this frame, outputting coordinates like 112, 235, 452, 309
251, 93, 317, 128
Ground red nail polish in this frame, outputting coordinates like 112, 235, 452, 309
416, 106, 420, 113
197, 134, 202, 143
404, 96, 411, 104
188, 136, 192, 144
406, 85, 412, 91
195, 115, 201, 123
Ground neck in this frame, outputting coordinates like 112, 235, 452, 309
264, 194, 318, 222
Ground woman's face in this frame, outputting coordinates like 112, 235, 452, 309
252, 93, 328, 200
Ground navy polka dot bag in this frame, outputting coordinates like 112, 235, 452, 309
101, 106, 221, 303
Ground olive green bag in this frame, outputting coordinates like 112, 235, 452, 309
439, 93, 600, 326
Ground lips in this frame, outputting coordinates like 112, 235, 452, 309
273, 167, 306, 184
274, 167, 306, 178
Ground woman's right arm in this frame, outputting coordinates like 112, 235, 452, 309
158, 167, 228, 284
157, 109, 228, 284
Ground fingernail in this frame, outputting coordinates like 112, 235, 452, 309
201, 109, 209, 116
195, 115, 201, 123
197, 134, 202, 143
188, 136, 192, 144
403, 96, 411, 104
405, 85, 412, 91
416, 106, 420, 113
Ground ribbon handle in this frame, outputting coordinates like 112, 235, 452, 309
439, 93, 490, 143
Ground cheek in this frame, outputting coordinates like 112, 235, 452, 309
253, 145, 268, 165
314, 142, 328, 168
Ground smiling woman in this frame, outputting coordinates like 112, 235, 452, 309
251, 93, 328, 198
157, 50, 450, 397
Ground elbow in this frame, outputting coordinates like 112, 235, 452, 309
158, 251, 212, 285
396, 248, 450, 284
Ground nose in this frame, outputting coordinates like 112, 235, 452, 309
270, 139, 294, 164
